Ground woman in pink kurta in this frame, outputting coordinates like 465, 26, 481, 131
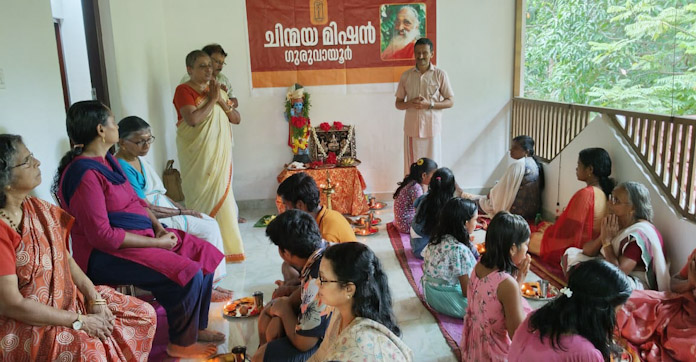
509, 259, 632, 362
510, 317, 603, 361
461, 212, 532, 361
53, 100, 223, 359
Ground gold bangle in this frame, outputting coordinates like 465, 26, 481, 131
225, 108, 234, 114
88, 298, 107, 306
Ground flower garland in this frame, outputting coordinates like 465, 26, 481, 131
290, 116, 310, 153
311, 123, 354, 160
311, 127, 327, 158
285, 89, 311, 155
337, 125, 354, 159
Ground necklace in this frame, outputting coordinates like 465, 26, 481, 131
0, 209, 20, 233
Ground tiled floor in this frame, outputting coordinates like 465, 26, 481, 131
197, 203, 547, 361
198, 204, 457, 361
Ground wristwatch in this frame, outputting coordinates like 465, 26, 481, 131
72, 313, 83, 331
429, 99, 435, 110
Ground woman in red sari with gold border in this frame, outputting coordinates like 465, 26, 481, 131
529, 148, 615, 268
0, 134, 156, 361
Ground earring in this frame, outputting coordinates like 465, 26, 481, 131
102, 136, 106, 143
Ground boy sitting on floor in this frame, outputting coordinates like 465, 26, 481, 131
253, 210, 332, 362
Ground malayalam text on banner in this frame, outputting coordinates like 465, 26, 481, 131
246, 0, 437, 88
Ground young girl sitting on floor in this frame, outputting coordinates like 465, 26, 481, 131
411, 167, 456, 259
509, 259, 632, 361
461, 211, 532, 361
393, 158, 437, 234
422, 198, 479, 318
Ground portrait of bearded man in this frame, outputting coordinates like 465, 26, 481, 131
381, 5, 424, 60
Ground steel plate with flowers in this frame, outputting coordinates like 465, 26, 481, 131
353, 225, 379, 236
352, 216, 381, 226
367, 196, 386, 210
285, 161, 307, 171
223, 297, 262, 318
520, 281, 559, 300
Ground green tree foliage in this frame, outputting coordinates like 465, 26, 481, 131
524, 0, 696, 116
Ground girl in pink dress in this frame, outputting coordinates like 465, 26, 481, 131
510, 259, 632, 361
392, 158, 437, 234
461, 212, 532, 361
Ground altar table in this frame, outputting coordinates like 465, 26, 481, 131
276, 166, 370, 216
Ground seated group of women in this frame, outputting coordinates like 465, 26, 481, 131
392, 136, 544, 318
464, 210, 694, 361
398, 137, 673, 314
0, 100, 232, 360
401, 184, 690, 361
527, 147, 670, 292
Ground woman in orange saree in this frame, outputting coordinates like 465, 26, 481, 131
616, 249, 696, 361
0, 135, 156, 361
529, 148, 614, 267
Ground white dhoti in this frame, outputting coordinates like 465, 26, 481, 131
404, 133, 442, 175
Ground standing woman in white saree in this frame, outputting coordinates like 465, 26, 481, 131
173, 50, 244, 262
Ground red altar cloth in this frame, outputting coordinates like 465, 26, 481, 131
276, 167, 369, 216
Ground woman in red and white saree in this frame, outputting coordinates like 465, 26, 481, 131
617, 249, 696, 362
0, 135, 156, 361
173, 50, 244, 262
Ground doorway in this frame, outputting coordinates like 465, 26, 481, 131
51, 0, 110, 109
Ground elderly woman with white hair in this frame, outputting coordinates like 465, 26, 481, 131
563, 181, 670, 291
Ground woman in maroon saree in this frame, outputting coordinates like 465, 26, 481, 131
54, 101, 225, 359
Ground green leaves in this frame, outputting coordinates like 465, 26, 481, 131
524, 0, 696, 115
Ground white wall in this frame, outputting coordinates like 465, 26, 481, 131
0, 1, 69, 202
99, 0, 515, 201
98, 0, 174, 171
541, 115, 696, 274
52, 0, 93, 104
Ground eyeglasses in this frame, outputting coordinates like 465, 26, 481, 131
212, 59, 227, 66
609, 194, 629, 205
196, 64, 213, 69
318, 276, 346, 286
125, 136, 155, 147
12, 153, 37, 168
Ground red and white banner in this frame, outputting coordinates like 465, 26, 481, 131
246, 0, 437, 88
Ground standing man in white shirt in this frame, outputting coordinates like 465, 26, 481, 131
395, 38, 454, 174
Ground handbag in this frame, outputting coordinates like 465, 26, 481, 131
162, 160, 185, 202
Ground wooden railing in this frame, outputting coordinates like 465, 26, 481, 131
511, 98, 593, 162
511, 97, 696, 222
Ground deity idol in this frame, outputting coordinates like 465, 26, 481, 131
284, 83, 311, 163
